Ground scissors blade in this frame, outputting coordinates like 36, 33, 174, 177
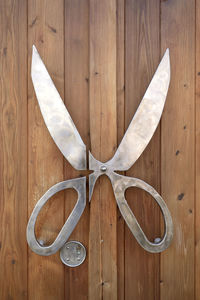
106, 49, 170, 171
31, 45, 86, 170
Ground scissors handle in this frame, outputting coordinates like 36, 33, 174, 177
110, 172, 173, 253
27, 177, 86, 256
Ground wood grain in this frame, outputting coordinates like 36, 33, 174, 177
89, 0, 117, 299
116, 0, 125, 299
161, 0, 195, 299
0, 1, 198, 299
0, 0, 28, 298
196, 1, 200, 299
125, 0, 161, 299
64, 1, 89, 299
28, 1, 65, 299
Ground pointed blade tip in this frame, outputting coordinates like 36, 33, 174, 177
162, 48, 170, 81
31, 45, 37, 76
165, 48, 170, 66
32, 44, 38, 52
162, 48, 170, 63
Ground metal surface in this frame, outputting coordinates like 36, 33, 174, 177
154, 238, 162, 244
31, 45, 86, 170
27, 47, 173, 257
88, 154, 173, 253
106, 49, 170, 171
27, 177, 86, 256
88, 49, 173, 252
60, 241, 86, 267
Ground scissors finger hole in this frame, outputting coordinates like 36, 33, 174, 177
125, 187, 165, 242
35, 188, 78, 246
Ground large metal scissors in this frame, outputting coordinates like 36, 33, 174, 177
27, 46, 173, 256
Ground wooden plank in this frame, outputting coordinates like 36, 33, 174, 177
125, 1, 161, 299
116, 0, 125, 299
0, 1, 28, 298
196, 1, 200, 299
161, 0, 195, 299
64, 1, 89, 299
89, 0, 117, 299
28, 1, 65, 299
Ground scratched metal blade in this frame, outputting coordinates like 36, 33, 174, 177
31, 45, 86, 170
107, 49, 170, 171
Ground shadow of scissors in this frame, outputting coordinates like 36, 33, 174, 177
27, 46, 173, 256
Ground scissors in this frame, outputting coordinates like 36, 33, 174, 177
27, 46, 173, 256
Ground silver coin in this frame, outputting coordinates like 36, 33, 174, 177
60, 241, 86, 267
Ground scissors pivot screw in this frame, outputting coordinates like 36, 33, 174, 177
100, 165, 107, 172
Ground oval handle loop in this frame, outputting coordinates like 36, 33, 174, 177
110, 172, 173, 253
27, 177, 86, 256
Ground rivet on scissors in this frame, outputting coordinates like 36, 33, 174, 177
38, 239, 45, 246
154, 237, 161, 244
100, 165, 107, 172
